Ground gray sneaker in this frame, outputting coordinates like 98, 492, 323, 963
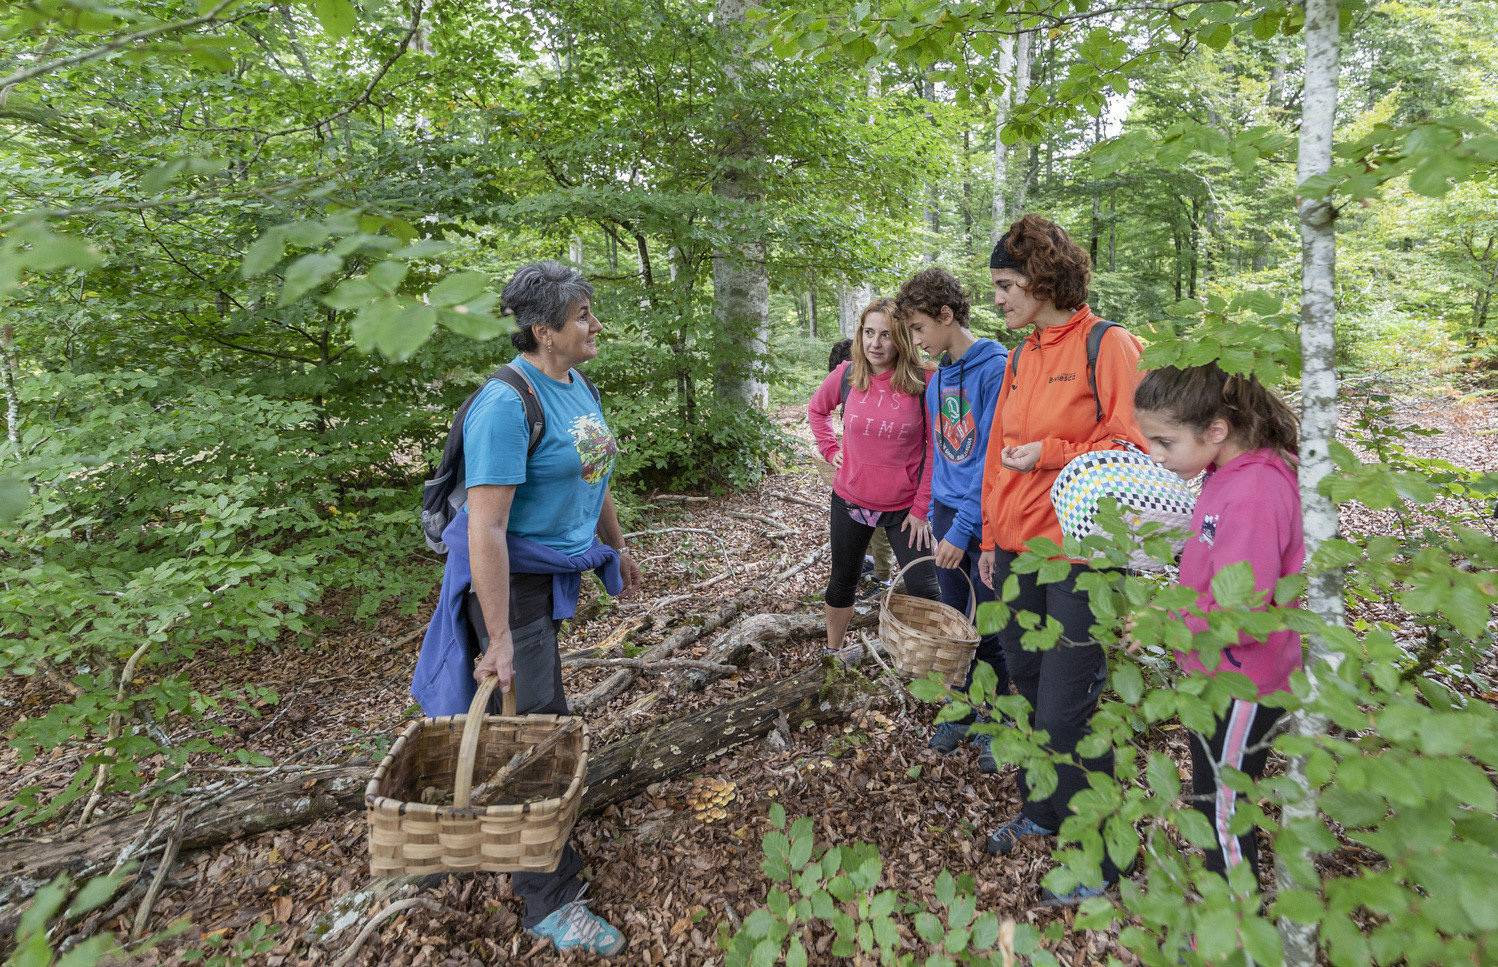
973, 731, 998, 774
983, 815, 1054, 856
927, 720, 970, 754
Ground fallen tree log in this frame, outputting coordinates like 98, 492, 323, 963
582, 654, 869, 809
0, 640, 877, 917
570, 599, 744, 713
684, 607, 877, 690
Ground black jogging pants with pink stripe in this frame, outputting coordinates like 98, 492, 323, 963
1189, 700, 1285, 881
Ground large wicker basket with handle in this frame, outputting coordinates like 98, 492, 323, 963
364, 677, 587, 876
879, 555, 980, 686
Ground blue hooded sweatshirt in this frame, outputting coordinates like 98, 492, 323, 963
925, 337, 1008, 552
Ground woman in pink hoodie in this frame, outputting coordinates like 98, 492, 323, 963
809, 298, 940, 650
1133, 362, 1304, 886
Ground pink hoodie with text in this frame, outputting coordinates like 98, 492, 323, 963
808, 363, 934, 520
1177, 448, 1305, 697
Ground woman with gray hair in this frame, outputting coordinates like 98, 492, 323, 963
418, 260, 638, 955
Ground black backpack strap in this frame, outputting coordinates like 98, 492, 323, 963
838, 362, 852, 409
574, 369, 602, 405
1085, 320, 1121, 424
494, 363, 546, 456
1007, 342, 1023, 389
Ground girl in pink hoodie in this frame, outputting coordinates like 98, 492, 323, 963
809, 298, 939, 650
1134, 362, 1304, 885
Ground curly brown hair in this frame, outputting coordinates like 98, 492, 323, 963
996, 214, 1091, 311
894, 267, 971, 328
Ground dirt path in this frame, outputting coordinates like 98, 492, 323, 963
8, 393, 1496, 965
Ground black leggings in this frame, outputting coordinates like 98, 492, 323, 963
992, 550, 1118, 877
824, 492, 939, 608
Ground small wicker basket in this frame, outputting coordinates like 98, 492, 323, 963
879, 555, 980, 686
364, 677, 587, 876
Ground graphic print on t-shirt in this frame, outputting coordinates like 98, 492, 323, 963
570, 412, 618, 484
938, 387, 977, 462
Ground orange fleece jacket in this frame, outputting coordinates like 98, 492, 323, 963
980, 305, 1148, 554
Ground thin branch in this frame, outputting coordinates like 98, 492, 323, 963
130, 807, 187, 939
331, 897, 458, 967
0, 0, 241, 94
254, 0, 425, 143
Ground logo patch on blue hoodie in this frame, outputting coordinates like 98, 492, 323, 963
937, 388, 976, 462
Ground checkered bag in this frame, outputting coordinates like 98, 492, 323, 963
1050, 442, 1197, 571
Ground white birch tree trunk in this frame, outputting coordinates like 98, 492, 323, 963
1, 324, 19, 457
991, 34, 1016, 244
1011, 30, 1034, 216
1277, 1, 1344, 963
710, 0, 770, 408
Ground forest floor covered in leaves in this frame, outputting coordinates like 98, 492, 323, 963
4, 389, 1496, 966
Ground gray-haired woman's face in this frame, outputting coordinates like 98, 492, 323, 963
543, 298, 602, 365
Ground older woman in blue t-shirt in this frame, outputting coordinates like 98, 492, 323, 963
465, 261, 638, 957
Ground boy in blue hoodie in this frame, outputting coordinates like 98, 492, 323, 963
894, 268, 1009, 772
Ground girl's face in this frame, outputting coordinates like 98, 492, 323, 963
860, 312, 896, 371
991, 268, 1043, 331
902, 307, 952, 357
1136, 408, 1230, 480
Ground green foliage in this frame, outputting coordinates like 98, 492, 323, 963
722, 805, 1055, 966
5, 868, 188, 966
919, 408, 1498, 965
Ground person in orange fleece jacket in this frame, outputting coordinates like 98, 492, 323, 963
973, 215, 1148, 907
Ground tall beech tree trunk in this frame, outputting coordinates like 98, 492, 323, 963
1278, 1, 1344, 962
710, 0, 770, 408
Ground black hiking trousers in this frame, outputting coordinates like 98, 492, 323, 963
466, 576, 585, 929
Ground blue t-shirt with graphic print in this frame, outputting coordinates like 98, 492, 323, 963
463, 355, 618, 557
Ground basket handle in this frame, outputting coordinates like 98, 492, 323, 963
886, 554, 976, 622
453, 676, 516, 808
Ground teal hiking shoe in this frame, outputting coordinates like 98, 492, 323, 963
928, 720, 970, 753
527, 889, 626, 956
983, 815, 1054, 856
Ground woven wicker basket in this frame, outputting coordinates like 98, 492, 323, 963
364, 677, 587, 876
879, 555, 979, 686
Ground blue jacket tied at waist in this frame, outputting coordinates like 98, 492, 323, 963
410, 506, 622, 716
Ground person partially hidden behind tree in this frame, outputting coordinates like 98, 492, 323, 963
410, 261, 640, 956
1134, 363, 1305, 891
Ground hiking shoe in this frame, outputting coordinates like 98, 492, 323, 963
983, 815, 1054, 856
928, 720, 970, 754
526, 889, 626, 956
1038, 882, 1110, 908
973, 731, 998, 774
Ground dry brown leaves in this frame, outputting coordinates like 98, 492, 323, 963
8, 396, 1495, 965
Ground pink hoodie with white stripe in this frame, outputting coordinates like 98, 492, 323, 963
1176, 448, 1305, 697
